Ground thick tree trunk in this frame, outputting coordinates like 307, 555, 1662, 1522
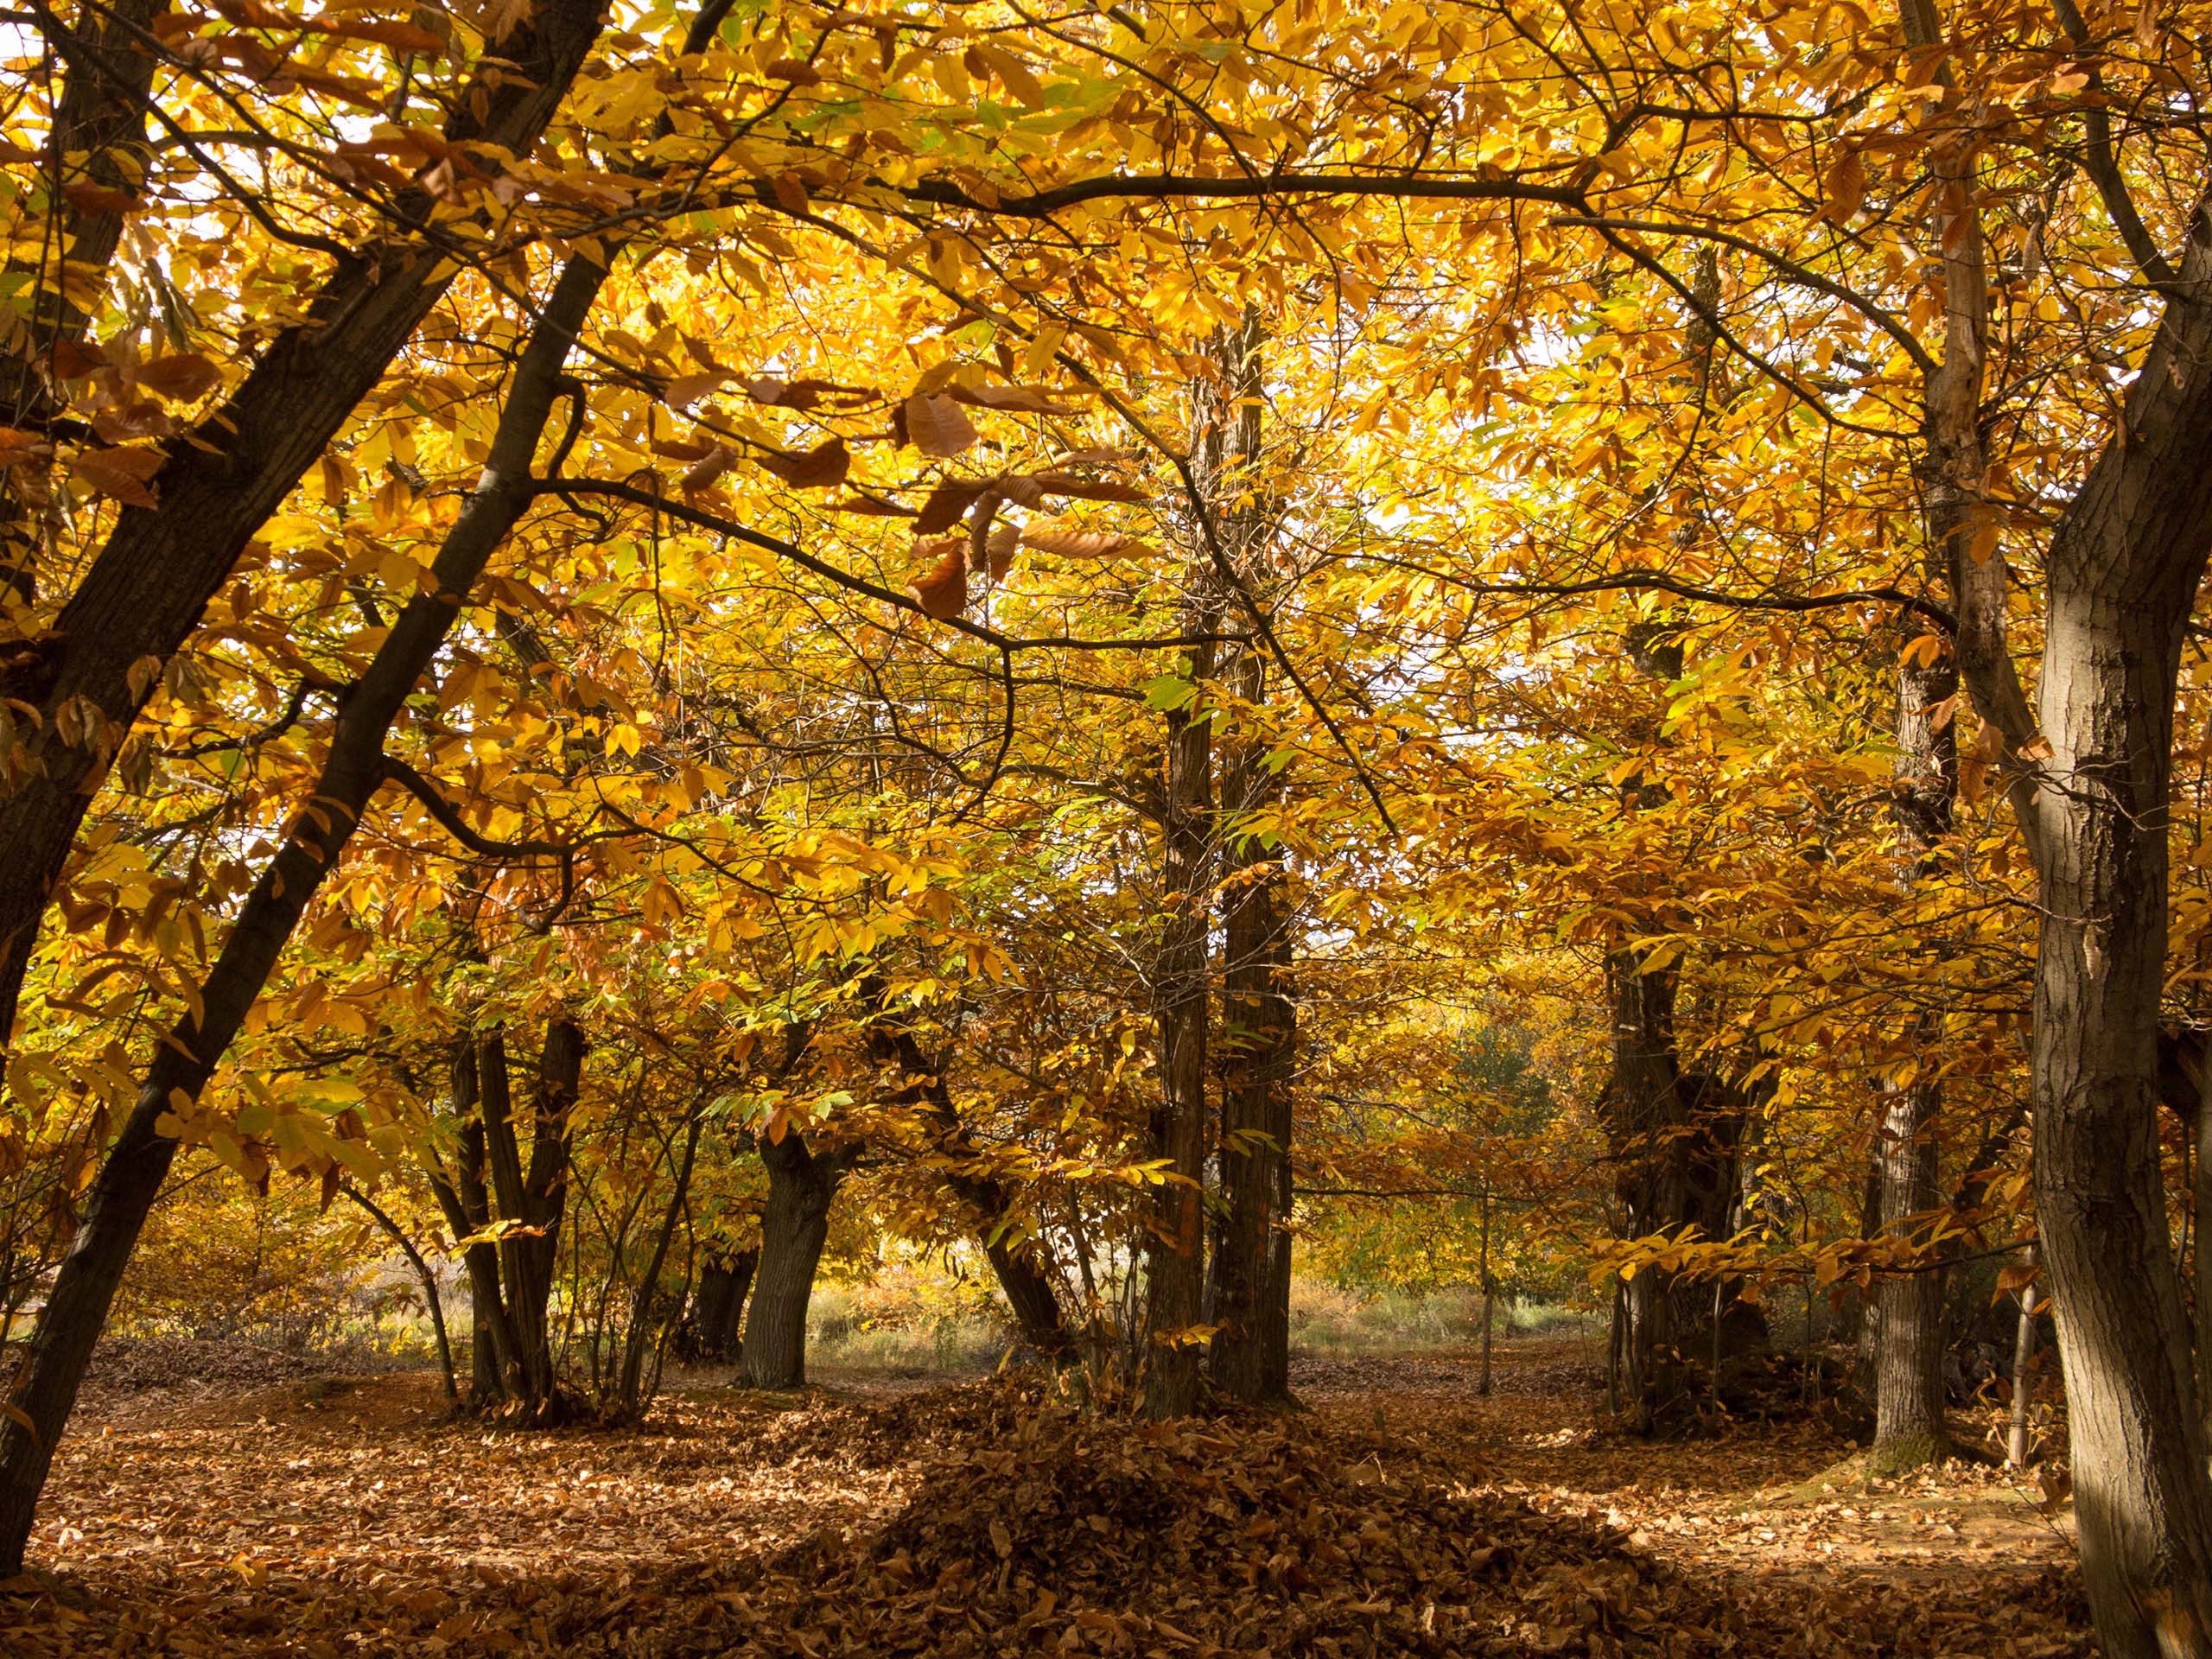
687, 1249, 757, 1363
1888, 2, 2212, 1636
739, 1129, 846, 1390
1605, 950, 1688, 1427
0, 0, 609, 1048
2031, 584, 2212, 1653
1211, 649, 1295, 1406
0, 242, 615, 1573
2197, 1053, 2212, 1440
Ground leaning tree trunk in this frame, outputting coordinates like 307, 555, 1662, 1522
0, 0, 609, 1049
739, 1128, 847, 1390
0, 237, 621, 1573
1892, 0, 2212, 1638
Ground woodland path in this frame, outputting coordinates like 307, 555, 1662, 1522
2, 1338, 2090, 1656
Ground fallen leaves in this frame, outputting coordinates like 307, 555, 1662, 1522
3, 1340, 2094, 1658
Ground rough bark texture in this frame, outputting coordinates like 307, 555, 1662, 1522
1869, 1086, 1948, 1472
1892, 1, 2212, 1640
1141, 335, 1242, 1418
2197, 1052, 2212, 1440
684, 1249, 758, 1363
0, 0, 608, 1049
2031, 573, 2212, 1653
739, 1129, 847, 1390
1206, 321, 1295, 1408
1872, 643, 1957, 1472
0, 245, 613, 1573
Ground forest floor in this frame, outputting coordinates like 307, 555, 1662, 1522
3, 1336, 2089, 1657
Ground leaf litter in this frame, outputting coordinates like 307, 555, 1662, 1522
1, 1340, 2091, 1656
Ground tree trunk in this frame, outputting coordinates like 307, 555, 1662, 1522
0, 0, 609, 1048
1887, 0, 2212, 1626
616, 1109, 703, 1417
0, 240, 616, 1573
337, 1181, 457, 1405
2196, 1050, 2212, 1440
1211, 653, 1295, 1406
1478, 1186, 1495, 1397
739, 1129, 846, 1390
2031, 582, 2212, 1652
1871, 1077, 1948, 1472
1141, 592, 1217, 1414
688, 1249, 757, 1363
1605, 949, 1687, 1427
475, 1020, 583, 1420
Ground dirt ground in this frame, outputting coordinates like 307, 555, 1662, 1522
1, 1338, 2090, 1656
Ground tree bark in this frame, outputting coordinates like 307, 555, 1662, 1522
2196, 1046, 2212, 1440
686, 1249, 758, 1363
0, 239, 615, 1573
738, 1128, 847, 1390
1872, 641, 1956, 1472
1869, 1091, 1948, 1471
1890, 0, 2212, 1638
1141, 340, 1238, 1418
1211, 649, 1295, 1405
0, 0, 610, 1050
475, 1020, 583, 1419
1605, 949, 1688, 1427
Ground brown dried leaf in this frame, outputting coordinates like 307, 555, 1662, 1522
903, 394, 979, 458
1020, 527, 1153, 561
908, 537, 969, 620
915, 480, 990, 535
757, 437, 850, 490
71, 445, 163, 507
